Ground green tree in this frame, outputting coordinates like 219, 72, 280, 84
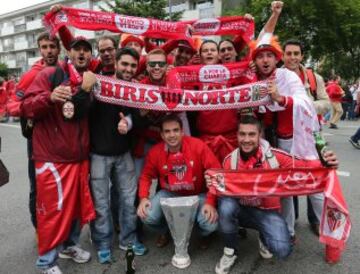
101, 0, 183, 21
223, 0, 360, 81
0, 63, 9, 78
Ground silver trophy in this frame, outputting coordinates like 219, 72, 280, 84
160, 195, 199, 269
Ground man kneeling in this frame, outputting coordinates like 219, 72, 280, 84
214, 116, 338, 274
137, 114, 220, 249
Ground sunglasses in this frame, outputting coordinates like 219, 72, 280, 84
148, 61, 167, 68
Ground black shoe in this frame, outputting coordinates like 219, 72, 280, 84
310, 223, 320, 236
329, 123, 338, 129
349, 138, 360, 149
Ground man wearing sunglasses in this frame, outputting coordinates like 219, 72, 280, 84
133, 49, 169, 178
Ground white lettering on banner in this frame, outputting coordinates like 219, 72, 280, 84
115, 15, 150, 34
192, 18, 221, 33
199, 65, 231, 83
276, 171, 324, 191
94, 74, 270, 111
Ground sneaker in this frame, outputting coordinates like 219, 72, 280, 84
119, 242, 148, 256
97, 249, 112, 264
215, 247, 237, 274
59, 245, 91, 263
349, 138, 360, 149
40, 265, 63, 274
329, 123, 338, 129
258, 238, 273, 259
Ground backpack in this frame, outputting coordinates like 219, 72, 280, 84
230, 148, 279, 170
306, 68, 318, 100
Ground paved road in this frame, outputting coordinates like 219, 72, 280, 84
0, 120, 359, 274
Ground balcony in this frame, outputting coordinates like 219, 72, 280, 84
1, 26, 14, 36
26, 19, 43, 31
14, 41, 28, 50
28, 56, 41, 66
14, 24, 26, 33
6, 59, 16, 69
3, 44, 14, 51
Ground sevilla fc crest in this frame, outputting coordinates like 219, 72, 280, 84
326, 207, 344, 232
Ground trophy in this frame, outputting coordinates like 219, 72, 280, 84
160, 196, 199, 269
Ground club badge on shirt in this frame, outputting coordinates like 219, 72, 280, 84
166, 152, 194, 191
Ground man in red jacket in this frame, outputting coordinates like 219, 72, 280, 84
137, 114, 220, 249
326, 75, 345, 129
21, 37, 97, 274
214, 116, 338, 274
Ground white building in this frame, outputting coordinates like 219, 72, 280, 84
0, 0, 222, 75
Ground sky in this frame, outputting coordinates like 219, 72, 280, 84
0, 0, 49, 15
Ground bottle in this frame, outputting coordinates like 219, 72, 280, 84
125, 244, 135, 274
313, 131, 329, 166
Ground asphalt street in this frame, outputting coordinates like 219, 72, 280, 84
0, 120, 359, 274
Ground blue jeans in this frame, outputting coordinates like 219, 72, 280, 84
36, 220, 80, 269
142, 190, 218, 236
218, 197, 292, 259
90, 152, 138, 250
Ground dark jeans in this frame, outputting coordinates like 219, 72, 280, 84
218, 197, 292, 259
27, 139, 36, 228
293, 196, 319, 224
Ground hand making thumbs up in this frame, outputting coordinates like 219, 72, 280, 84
117, 112, 129, 135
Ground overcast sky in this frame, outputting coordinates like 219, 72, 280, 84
0, 0, 49, 15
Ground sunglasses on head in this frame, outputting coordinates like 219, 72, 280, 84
148, 61, 167, 68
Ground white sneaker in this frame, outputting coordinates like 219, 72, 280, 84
259, 238, 273, 259
40, 265, 63, 274
59, 245, 91, 263
215, 247, 237, 274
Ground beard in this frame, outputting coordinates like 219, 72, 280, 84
239, 147, 258, 161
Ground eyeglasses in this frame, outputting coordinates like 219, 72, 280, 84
99, 47, 115, 54
148, 61, 167, 68
220, 46, 235, 53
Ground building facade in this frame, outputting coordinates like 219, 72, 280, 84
0, 0, 222, 76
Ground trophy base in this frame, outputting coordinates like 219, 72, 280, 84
171, 254, 191, 269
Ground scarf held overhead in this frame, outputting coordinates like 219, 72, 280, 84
43, 7, 254, 43
43, 7, 190, 40
206, 168, 351, 251
93, 74, 270, 111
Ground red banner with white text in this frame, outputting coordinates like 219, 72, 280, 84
206, 167, 351, 251
93, 74, 270, 111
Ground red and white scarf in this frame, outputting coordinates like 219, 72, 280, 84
44, 7, 190, 41
93, 74, 270, 111
206, 168, 351, 251
167, 61, 256, 89
43, 7, 254, 44
184, 16, 254, 41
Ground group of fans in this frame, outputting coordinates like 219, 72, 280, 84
2, 1, 347, 274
